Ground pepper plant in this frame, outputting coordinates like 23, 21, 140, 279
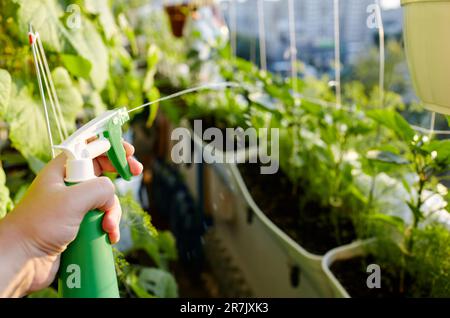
362, 109, 450, 296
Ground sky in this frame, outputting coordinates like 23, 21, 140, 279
380, 0, 401, 10
221, 0, 402, 7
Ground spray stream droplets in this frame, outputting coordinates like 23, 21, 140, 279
127, 82, 241, 114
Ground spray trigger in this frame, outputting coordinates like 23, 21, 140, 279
103, 112, 132, 181
54, 107, 132, 183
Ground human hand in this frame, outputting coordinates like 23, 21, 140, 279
0, 141, 143, 297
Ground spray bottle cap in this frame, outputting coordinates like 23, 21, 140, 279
54, 107, 132, 183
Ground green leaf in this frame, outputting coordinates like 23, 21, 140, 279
7, 85, 52, 163
367, 109, 415, 142
0, 69, 12, 118
60, 54, 92, 79
348, 184, 369, 205
401, 176, 412, 194
157, 231, 178, 261
407, 201, 424, 223
119, 194, 163, 266
136, 268, 178, 298
86, 90, 107, 116
52, 67, 83, 132
147, 44, 161, 71
366, 150, 409, 165
369, 213, 406, 232
301, 99, 323, 116
16, 0, 109, 89
2, 69, 80, 168
84, 0, 119, 40
126, 270, 153, 298
248, 92, 278, 111
143, 45, 160, 93
423, 139, 450, 164
28, 287, 58, 298
27, 155, 47, 174
146, 87, 160, 128
0, 164, 13, 219
13, 183, 29, 205
15, 0, 64, 52
66, 18, 109, 90
117, 13, 138, 56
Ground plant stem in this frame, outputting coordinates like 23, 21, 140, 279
399, 254, 406, 294
367, 173, 377, 212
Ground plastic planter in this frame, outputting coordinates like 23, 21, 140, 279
218, 163, 334, 297
177, 121, 345, 297
165, 4, 190, 38
402, 0, 450, 114
322, 240, 375, 298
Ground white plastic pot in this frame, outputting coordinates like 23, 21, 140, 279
402, 0, 450, 115
322, 240, 375, 298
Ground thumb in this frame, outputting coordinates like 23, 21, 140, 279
66, 177, 116, 218
37, 153, 67, 184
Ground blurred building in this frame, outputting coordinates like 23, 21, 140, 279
219, 0, 402, 74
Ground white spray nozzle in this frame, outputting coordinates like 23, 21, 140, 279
54, 108, 129, 183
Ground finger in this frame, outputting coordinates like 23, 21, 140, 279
95, 156, 116, 174
93, 142, 140, 176
93, 158, 102, 176
127, 156, 143, 176
108, 230, 120, 245
67, 177, 116, 218
102, 195, 121, 235
95, 155, 143, 176
38, 153, 67, 184
123, 142, 135, 157
96, 141, 134, 158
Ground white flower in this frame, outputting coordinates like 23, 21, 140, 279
431, 150, 438, 159
437, 183, 448, 196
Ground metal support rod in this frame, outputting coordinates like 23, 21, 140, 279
36, 36, 68, 139
229, 0, 237, 57
29, 27, 55, 158
34, 37, 65, 143
376, 0, 385, 108
257, 0, 267, 71
333, 0, 341, 108
429, 111, 436, 138
288, 0, 297, 92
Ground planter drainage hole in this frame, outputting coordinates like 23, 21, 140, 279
290, 265, 301, 288
246, 207, 253, 225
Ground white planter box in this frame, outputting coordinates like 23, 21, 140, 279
322, 240, 375, 298
212, 163, 332, 297
174, 122, 346, 297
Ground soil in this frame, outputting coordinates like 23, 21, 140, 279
190, 117, 251, 153
330, 255, 420, 298
238, 163, 356, 255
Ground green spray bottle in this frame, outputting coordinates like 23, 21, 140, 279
29, 25, 134, 298
54, 108, 132, 298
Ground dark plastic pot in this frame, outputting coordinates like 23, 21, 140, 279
165, 3, 191, 38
